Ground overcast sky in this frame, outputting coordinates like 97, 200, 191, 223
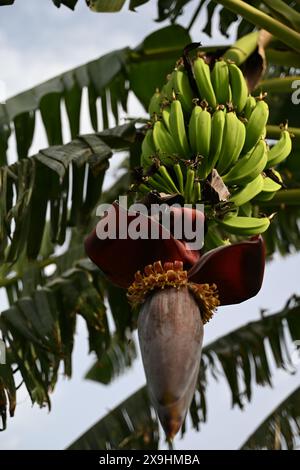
0, 0, 299, 450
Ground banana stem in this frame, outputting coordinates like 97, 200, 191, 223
259, 189, 300, 206
130, 45, 226, 62
0, 256, 56, 288
216, 0, 300, 52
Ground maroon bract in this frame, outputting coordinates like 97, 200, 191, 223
85, 202, 202, 288
85, 202, 265, 306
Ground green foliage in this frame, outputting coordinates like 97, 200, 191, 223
0, 25, 190, 166
85, 335, 137, 385
87, 0, 126, 12
69, 388, 159, 450
0, 122, 136, 266
242, 386, 300, 449
52, 0, 78, 9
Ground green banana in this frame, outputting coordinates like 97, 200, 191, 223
244, 95, 256, 120
184, 168, 195, 203
223, 140, 268, 185
139, 183, 150, 195
205, 224, 230, 249
158, 165, 179, 193
169, 99, 190, 157
193, 181, 201, 203
217, 214, 270, 236
196, 106, 212, 178
231, 117, 246, 165
188, 105, 203, 155
263, 179, 281, 193
151, 173, 174, 193
173, 69, 194, 113
161, 106, 171, 131
141, 129, 156, 168
153, 121, 177, 164
254, 174, 282, 202
266, 128, 292, 168
229, 174, 264, 206
228, 63, 248, 113
211, 60, 231, 105
174, 162, 184, 194
148, 176, 169, 193
243, 99, 269, 153
148, 89, 162, 116
193, 57, 217, 109
161, 73, 174, 102
217, 111, 240, 175
206, 106, 226, 175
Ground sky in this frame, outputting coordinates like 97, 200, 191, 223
0, 0, 300, 450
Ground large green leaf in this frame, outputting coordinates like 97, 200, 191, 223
129, 25, 191, 107
52, 0, 78, 9
87, 0, 126, 12
0, 0, 79, 8
241, 386, 300, 449
0, 47, 129, 162
85, 334, 137, 385
0, 25, 191, 164
0, 259, 110, 430
0, 122, 136, 266
69, 388, 159, 450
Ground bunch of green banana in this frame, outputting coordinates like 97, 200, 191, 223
140, 54, 293, 242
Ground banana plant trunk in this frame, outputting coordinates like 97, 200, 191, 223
138, 287, 204, 440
